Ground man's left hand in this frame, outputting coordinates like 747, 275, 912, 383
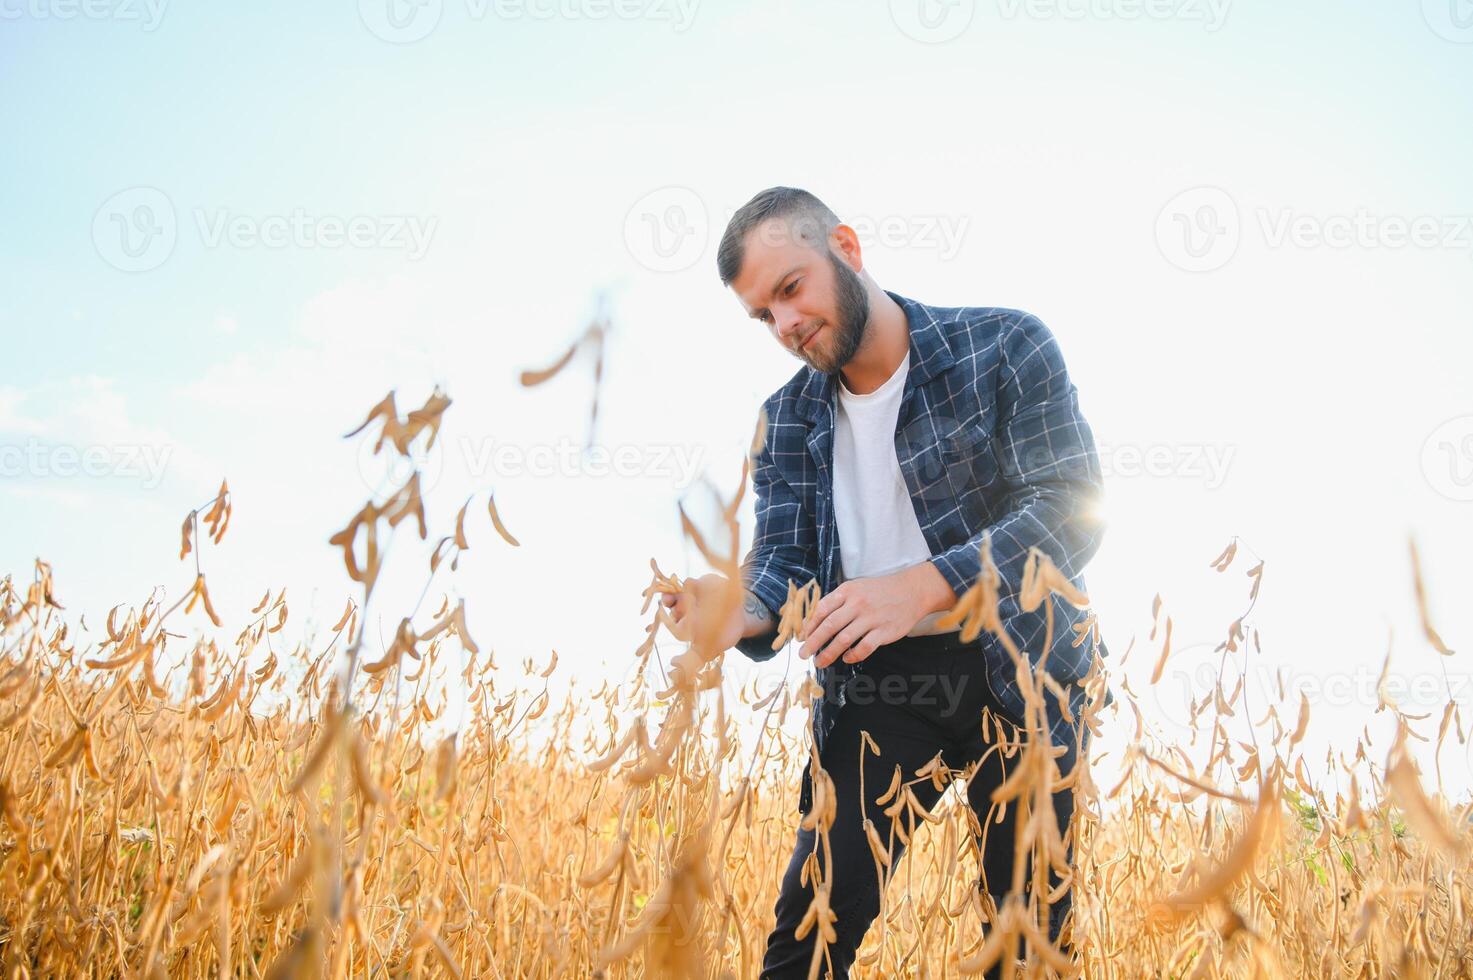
799, 562, 956, 669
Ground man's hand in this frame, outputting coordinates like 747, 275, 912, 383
799, 562, 956, 669
660, 573, 772, 654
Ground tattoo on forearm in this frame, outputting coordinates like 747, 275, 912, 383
743, 591, 773, 624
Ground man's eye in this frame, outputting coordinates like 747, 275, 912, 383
785, 279, 800, 295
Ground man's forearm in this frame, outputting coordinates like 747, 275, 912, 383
739, 589, 777, 639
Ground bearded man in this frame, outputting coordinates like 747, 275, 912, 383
663, 186, 1110, 979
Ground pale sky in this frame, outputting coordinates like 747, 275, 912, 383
3, 0, 1471, 794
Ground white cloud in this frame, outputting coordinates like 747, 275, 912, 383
0, 376, 215, 493
0, 385, 48, 436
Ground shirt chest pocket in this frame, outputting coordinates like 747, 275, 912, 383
895, 395, 1000, 520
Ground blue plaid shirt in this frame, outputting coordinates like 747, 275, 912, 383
736, 291, 1110, 807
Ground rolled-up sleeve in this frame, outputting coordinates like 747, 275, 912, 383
735, 406, 820, 662
930, 311, 1106, 613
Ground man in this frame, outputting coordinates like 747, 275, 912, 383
662, 187, 1108, 978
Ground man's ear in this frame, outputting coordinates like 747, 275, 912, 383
829, 223, 864, 272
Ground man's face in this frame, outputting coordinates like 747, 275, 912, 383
730, 218, 870, 374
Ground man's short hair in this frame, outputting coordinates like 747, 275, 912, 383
716, 186, 842, 287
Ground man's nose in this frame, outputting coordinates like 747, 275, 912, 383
775, 306, 804, 344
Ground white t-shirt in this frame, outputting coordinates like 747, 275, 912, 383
833, 352, 956, 637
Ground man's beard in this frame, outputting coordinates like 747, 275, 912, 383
803, 250, 870, 374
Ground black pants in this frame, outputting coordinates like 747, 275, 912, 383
760, 632, 1086, 979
